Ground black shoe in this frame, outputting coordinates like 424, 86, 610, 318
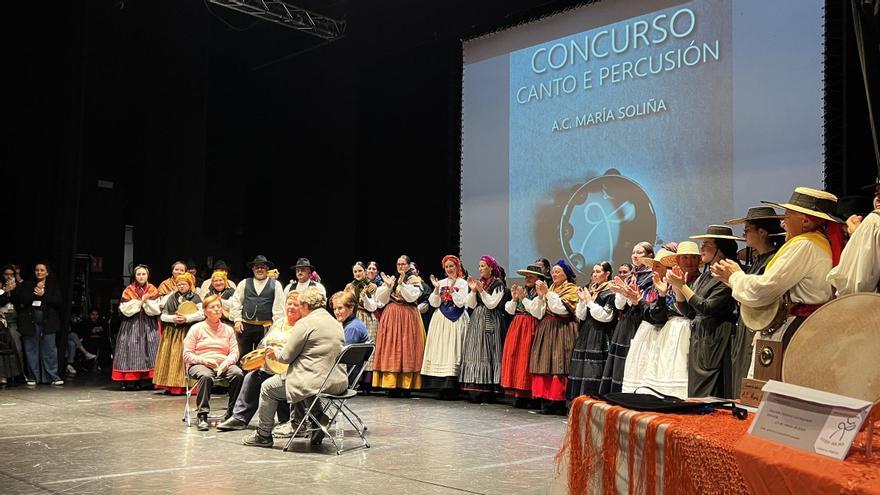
216, 417, 248, 431
197, 414, 209, 431
242, 431, 274, 448
513, 398, 530, 409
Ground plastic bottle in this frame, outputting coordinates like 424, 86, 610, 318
334, 417, 344, 445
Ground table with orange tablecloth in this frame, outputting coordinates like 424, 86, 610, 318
553, 397, 880, 495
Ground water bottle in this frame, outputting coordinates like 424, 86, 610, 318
334, 417, 344, 445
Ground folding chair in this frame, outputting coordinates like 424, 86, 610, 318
284, 343, 374, 455
181, 363, 230, 427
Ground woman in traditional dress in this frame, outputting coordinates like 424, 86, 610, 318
600, 243, 657, 394
372, 255, 426, 396
530, 260, 579, 414
501, 260, 550, 406
204, 270, 236, 327
157, 261, 187, 298
674, 226, 741, 398
724, 207, 784, 397
620, 246, 676, 393
566, 262, 616, 399
113, 264, 161, 390
459, 255, 507, 401
154, 273, 204, 394
420, 255, 469, 399
639, 242, 701, 398
345, 262, 380, 393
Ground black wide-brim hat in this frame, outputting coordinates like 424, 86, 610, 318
291, 257, 315, 271
516, 264, 545, 277
724, 206, 783, 225
213, 259, 230, 271
762, 187, 845, 224
689, 224, 744, 241
246, 255, 275, 270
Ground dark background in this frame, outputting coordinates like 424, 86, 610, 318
3, 0, 878, 321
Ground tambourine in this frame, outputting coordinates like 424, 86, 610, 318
241, 346, 288, 374
176, 301, 199, 315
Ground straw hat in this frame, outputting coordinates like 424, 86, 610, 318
725, 206, 783, 225
783, 293, 880, 403
639, 248, 676, 267
663, 241, 702, 268
689, 225, 745, 241
740, 300, 785, 333
516, 264, 546, 277
762, 187, 844, 223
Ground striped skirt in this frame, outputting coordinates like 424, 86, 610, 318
500, 314, 539, 398
372, 302, 425, 390
459, 305, 505, 391
598, 306, 642, 394
357, 308, 379, 371
152, 323, 190, 393
112, 312, 159, 381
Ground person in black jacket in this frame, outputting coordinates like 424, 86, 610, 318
15, 262, 64, 385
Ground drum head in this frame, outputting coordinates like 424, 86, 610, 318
783, 293, 880, 403
241, 348, 266, 371
176, 301, 199, 315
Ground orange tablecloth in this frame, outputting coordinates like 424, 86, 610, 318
556, 397, 880, 495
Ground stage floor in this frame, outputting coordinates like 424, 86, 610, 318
0, 375, 567, 494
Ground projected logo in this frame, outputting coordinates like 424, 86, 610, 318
559, 169, 656, 274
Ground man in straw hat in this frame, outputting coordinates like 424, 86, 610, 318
230, 255, 286, 357
670, 226, 741, 398
827, 179, 880, 295
711, 187, 844, 376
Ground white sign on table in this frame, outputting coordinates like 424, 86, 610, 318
748, 380, 873, 461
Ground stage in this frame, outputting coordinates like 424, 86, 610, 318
0, 375, 566, 494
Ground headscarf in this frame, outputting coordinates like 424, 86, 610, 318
173, 273, 196, 293
550, 259, 579, 313
555, 259, 577, 283
479, 255, 502, 290
442, 255, 463, 279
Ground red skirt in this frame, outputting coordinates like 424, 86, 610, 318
500, 314, 538, 398
531, 375, 567, 401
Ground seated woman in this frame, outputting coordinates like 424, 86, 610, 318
183, 295, 244, 431
216, 291, 303, 433
331, 291, 370, 346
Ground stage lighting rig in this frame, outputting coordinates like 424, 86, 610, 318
207, 0, 344, 40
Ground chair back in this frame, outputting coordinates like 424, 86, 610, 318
334, 343, 374, 389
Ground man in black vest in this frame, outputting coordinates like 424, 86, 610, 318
230, 255, 285, 356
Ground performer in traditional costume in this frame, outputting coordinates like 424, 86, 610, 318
827, 182, 880, 295
636, 243, 701, 398
345, 262, 380, 392
197, 260, 235, 299
112, 264, 161, 390
284, 258, 327, 298
724, 206, 784, 396
420, 255, 469, 398
600, 242, 657, 394
204, 270, 236, 327
674, 226, 741, 398
530, 260, 579, 414
459, 255, 508, 400
157, 261, 187, 299
566, 262, 616, 399
621, 247, 676, 393
712, 187, 843, 378
154, 273, 204, 394
372, 255, 427, 394
501, 260, 550, 406
230, 255, 285, 358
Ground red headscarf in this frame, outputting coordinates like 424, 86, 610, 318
441, 255, 463, 279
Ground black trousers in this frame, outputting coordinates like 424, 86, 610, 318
188, 364, 244, 417
237, 323, 266, 358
